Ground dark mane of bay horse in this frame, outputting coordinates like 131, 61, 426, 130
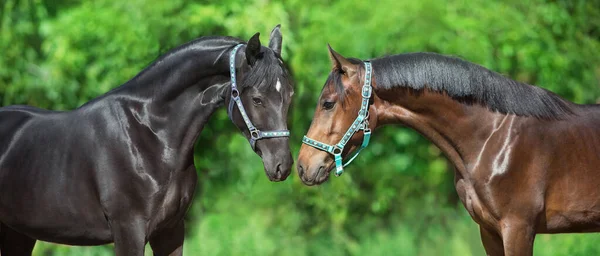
329, 52, 574, 119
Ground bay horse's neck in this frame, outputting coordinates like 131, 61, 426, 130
368, 52, 574, 178
373, 88, 519, 176
101, 40, 238, 158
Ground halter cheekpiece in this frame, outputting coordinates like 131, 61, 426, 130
302, 61, 373, 176
228, 44, 290, 149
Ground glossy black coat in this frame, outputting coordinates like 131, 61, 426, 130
0, 27, 293, 255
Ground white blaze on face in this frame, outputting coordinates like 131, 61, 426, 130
276, 78, 281, 92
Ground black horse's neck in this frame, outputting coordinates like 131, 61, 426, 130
101, 37, 242, 163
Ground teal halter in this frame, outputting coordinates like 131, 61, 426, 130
228, 44, 290, 149
302, 61, 373, 176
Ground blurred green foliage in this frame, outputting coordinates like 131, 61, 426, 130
1, 0, 599, 255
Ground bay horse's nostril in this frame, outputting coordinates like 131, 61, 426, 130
298, 164, 305, 178
316, 165, 325, 178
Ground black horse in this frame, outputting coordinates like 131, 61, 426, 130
0, 26, 294, 255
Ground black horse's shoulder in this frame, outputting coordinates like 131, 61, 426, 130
0, 105, 61, 116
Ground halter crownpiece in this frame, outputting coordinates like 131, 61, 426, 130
302, 61, 373, 176
228, 44, 290, 149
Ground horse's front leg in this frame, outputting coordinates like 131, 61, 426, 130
110, 218, 148, 256
480, 226, 504, 256
0, 223, 36, 256
500, 218, 536, 256
149, 219, 185, 256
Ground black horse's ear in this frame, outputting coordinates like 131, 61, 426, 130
268, 24, 282, 56
246, 32, 262, 66
327, 44, 356, 76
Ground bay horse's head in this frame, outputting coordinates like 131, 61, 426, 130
297, 46, 376, 185
227, 26, 294, 182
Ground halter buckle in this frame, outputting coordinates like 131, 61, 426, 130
363, 120, 371, 133
362, 85, 372, 98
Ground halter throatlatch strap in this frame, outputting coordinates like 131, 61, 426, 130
227, 44, 290, 149
302, 61, 373, 176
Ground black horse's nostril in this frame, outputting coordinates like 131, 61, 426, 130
275, 164, 283, 179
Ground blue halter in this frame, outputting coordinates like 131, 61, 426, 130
302, 61, 373, 176
227, 44, 290, 149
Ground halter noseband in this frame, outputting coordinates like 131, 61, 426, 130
302, 61, 373, 176
227, 44, 290, 149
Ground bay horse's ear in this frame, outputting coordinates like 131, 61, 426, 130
268, 24, 282, 56
246, 32, 262, 66
327, 44, 356, 76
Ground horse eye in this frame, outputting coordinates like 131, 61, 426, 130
252, 97, 262, 105
322, 101, 335, 110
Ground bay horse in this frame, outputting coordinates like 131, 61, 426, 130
0, 25, 294, 255
297, 45, 600, 256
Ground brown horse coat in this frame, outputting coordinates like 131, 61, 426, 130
297, 47, 600, 256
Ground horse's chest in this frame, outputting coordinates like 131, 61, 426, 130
149, 167, 198, 231
455, 177, 498, 229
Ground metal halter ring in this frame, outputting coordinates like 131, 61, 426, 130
250, 130, 260, 140
333, 147, 343, 155
231, 88, 240, 99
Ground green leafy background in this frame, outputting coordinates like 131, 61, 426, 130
1, 0, 599, 255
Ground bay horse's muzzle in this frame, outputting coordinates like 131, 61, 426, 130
296, 158, 330, 185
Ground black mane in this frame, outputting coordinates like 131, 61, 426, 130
240, 46, 292, 93
353, 52, 573, 119
162, 36, 290, 93
118, 35, 289, 97
117, 36, 242, 94
143, 36, 242, 74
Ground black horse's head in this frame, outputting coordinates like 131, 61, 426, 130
226, 26, 294, 182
